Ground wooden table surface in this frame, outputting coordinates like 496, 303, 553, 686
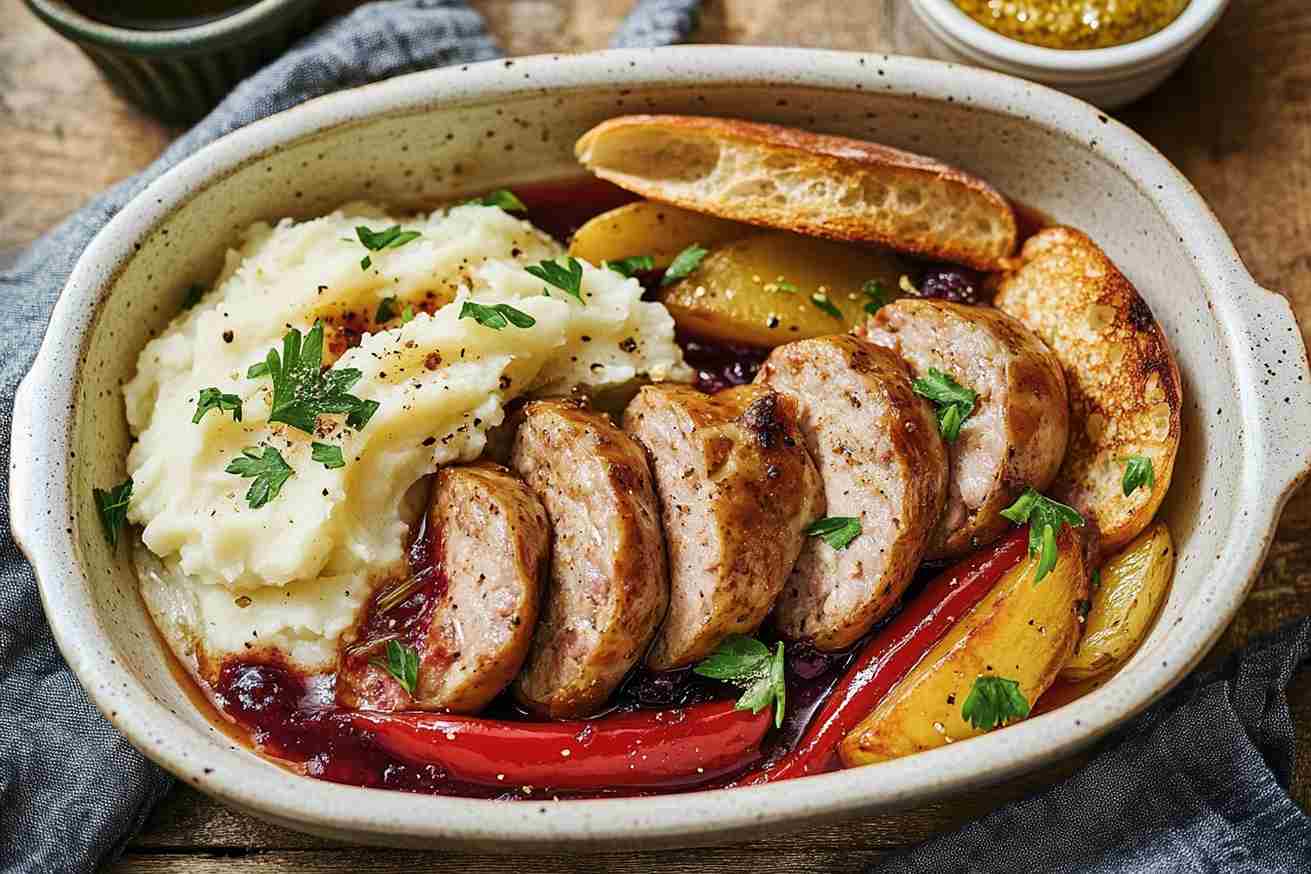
3, 0, 1310, 870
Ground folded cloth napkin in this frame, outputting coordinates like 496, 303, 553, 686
2, 1, 1309, 872
0, 2, 695, 871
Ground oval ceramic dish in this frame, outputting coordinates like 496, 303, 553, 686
11, 47, 1311, 850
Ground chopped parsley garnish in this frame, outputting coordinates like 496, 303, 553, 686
93, 478, 133, 548
1000, 487, 1085, 583
862, 279, 889, 315
961, 675, 1030, 731
192, 387, 242, 424
472, 189, 527, 212
661, 244, 708, 287
693, 635, 787, 728
372, 639, 420, 695
311, 442, 345, 470
803, 516, 862, 550
1121, 454, 1155, 496
249, 321, 375, 435
459, 300, 537, 330
526, 257, 584, 302
401, 304, 416, 324
810, 292, 843, 320
181, 283, 205, 310
225, 446, 293, 509
605, 255, 656, 278
912, 368, 977, 443
375, 296, 399, 323
355, 224, 422, 270
766, 280, 798, 294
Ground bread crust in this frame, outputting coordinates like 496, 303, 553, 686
990, 227, 1182, 552
575, 114, 1018, 270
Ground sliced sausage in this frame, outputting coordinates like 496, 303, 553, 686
623, 384, 824, 670
756, 335, 947, 651
510, 399, 669, 718
336, 462, 549, 713
859, 299, 1069, 559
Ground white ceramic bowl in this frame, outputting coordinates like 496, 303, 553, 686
11, 47, 1311, 850
909, 0, 1230, 108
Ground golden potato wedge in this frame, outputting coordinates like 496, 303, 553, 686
568, 200, 748, 269
575, 115, 1019, 270
660, 232, 911, 347
1061, 521, 1173, 682
991, 227, 1182, 552
839, 527, 1090, 767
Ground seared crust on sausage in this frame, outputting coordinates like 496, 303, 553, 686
336, 462, 549, 713
575, 115, 1018, 270
860, 299, 1069, 559
757, 335, 948, 651
510, 400, 669, 718
623, 384, 824, 669
991, 227, 1182, 551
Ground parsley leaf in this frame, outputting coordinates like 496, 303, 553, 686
375, 296, 399, 323
93, 478, 133, 548
772, 280, 799, 294
355, 225, 422, 270
693, 635, 787, 728
661, 244, 708, 287
605, 255, 656, 278
311, 442, 345, 470
912, 368, 977, 443
862, 279, 889, 315
526, 257, 584, 302
371, 639, 420, 695
225, 446, 293, 509
804, 516, 862, 550
810, 292, 843, 320
346, 400, 379, 430
961, 675, 1030, 731
1000, 487, 1085, 583
251, 322, 375, 435
459, 300, 537, 330
1122, 454, 1155, 496
182, 283, 205, 310
472, 189, 528, 212
192, 387, 242, 424
401, 304, 416, 324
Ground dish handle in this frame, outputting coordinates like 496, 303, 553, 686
1242, 282, 1311, 504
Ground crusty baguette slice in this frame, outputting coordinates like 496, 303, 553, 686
991, 227, 1182, 552
575, 115, 1018, 270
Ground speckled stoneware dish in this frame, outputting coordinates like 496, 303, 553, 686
11, 47, 1311, 850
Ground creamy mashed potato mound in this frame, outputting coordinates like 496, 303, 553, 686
126, 203, 689, 675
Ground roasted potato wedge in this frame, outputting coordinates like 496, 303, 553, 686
568, 200, 748, 270
1061, 521, 1173, 682
839, 527, 1090, 766
992, 227, 1182, 552
660, 232, 911, 347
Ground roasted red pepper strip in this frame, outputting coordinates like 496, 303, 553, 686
351, 699, 771, 790
744, 527, 1030, 783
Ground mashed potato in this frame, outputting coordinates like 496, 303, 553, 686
126, 203, 689, 675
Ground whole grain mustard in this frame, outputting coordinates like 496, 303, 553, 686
954, 0, 1190, 50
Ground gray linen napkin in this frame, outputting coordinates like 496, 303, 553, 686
0, 2, 696, 871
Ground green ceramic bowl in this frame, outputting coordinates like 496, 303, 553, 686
24, 0, 317, 124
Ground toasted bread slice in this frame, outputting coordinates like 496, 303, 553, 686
991, 227, 1181, 552
575, 115, 1017, 270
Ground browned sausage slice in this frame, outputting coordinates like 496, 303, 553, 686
623, 384, 824, 670
510, 399, 669, 718
336, 462, 549, 713
860, 299, 1069, 559
756, 335, 947, 651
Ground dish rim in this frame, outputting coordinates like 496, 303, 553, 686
11, 46, 1311, 848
